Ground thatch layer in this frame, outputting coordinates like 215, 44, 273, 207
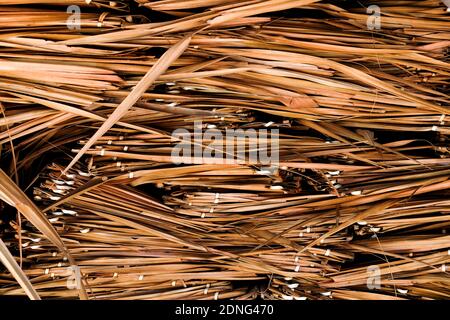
0, 0, 449, 300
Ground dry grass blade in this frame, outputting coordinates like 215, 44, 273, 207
63, 35, 192, 175
0, 169, 69, 255
0, 169, 88, 299
207, 0, 321, 26
0, 239, 40, 300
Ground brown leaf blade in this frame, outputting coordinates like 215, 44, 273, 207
63, 35, 192, 175
0, 168, 88, 299
0, 239, 40, 300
